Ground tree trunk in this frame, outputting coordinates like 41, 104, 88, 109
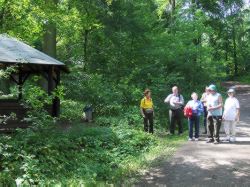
169, 0, 175, 12
83, 29, 89, 66
232, 26, 238, 77
43, 0, 58, 58
42, 0, 58, 90
42, 0, 61, 117
0, 0, 7, 31
192, 0, 201, 65
225, 34, 230, 75
43, 24, 57, 58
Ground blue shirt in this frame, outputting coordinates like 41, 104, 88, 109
186, 100, 204, 116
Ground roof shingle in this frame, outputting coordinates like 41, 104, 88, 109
0, 34, 65, 66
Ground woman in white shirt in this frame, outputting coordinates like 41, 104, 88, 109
223, 88, 240, 142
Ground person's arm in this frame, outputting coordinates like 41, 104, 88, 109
164, 94, 171, 103
140, 99, 145, 118
174, 95, 184, 105
180, 95, 184, 105
140, 108, 145, 118
152, 100, 154, 116
235, 99, 240, 121
222, 99, 227, 120
236, 108, 240, 121
200, 93, 206, 103
222, 109, 225, 120
216, 95, 223, 109
198, 101, 204, 113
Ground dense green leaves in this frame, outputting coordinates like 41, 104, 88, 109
0, 0, 249, 184
0, 125, 157, 184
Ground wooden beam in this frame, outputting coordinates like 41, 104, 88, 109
22, 73, 30, 84
47, 66, 53, 95
52, 70, 60, 117
41, 72, 49, 81
18, 68, 23, 100
10, 75, 18, 84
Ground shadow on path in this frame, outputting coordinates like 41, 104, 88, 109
135, 82, 250, 187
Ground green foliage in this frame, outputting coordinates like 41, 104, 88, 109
0, 0, 250, 184
60, 100, 84, 122
0, 66, 18, 79
23, 85, 52, 110
0, 124, 158, 185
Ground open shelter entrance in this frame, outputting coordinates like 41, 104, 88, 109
0, 34, 68, 129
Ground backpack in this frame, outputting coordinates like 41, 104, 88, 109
184, 106, 192, 118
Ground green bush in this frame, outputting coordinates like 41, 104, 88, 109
0, 124, 157, 185
60, 100, 84, 122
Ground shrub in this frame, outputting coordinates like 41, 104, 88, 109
0, 124, 157, 185
60, 100, 84, 122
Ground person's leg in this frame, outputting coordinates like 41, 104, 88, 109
195, 116, 200, 139
169, 110, 175, 134
168, 110, 172, 132
176, 109, 183, 135
188, 118, 194, 139
148, 113, 154, 134
224, 120, 230, 140
143, 113, 149, 132
214, 116, 222, 142
230, 121, 236, 142
207, 116, 214, 141
203, 107, 208, 134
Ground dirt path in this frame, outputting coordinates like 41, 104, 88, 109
136, 82, 250, 187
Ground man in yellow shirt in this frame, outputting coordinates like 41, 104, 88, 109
140, 89, 154, 134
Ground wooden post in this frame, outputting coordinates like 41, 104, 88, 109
47, 66, 54, 116
52, 70, 60, 117
47, 66, 53, 95
18, 67, 23, 100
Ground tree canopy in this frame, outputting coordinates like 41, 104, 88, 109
0, 0, 249, 184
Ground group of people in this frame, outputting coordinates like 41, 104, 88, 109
140, 84, 240, 144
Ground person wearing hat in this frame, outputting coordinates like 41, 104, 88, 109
140, 89, 154, 134
222, 88, 240, 142
206, 84, 223, 144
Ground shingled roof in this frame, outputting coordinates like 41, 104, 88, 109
0, 34, 66, 69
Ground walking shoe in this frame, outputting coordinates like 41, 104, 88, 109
206, 139, 214, 143
214, 140, 219, 144
188, 138, 193, 141
230, 137, 236, 142
195, 138, 199, 141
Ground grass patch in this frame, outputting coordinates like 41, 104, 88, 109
122, 131, 186, 184
0, 123, 186, 186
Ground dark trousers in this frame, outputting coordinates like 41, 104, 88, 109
207, 116, 222, 142
188, 116, 200, 139
143, 112, 153, 133
203, 106, 208, 133
169, 109, 183, 134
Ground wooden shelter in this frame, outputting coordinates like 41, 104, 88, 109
0, 34, 68, 128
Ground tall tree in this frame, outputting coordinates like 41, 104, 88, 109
43, 0, 59, 58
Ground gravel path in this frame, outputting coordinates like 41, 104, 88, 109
136, 82, 250, 187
